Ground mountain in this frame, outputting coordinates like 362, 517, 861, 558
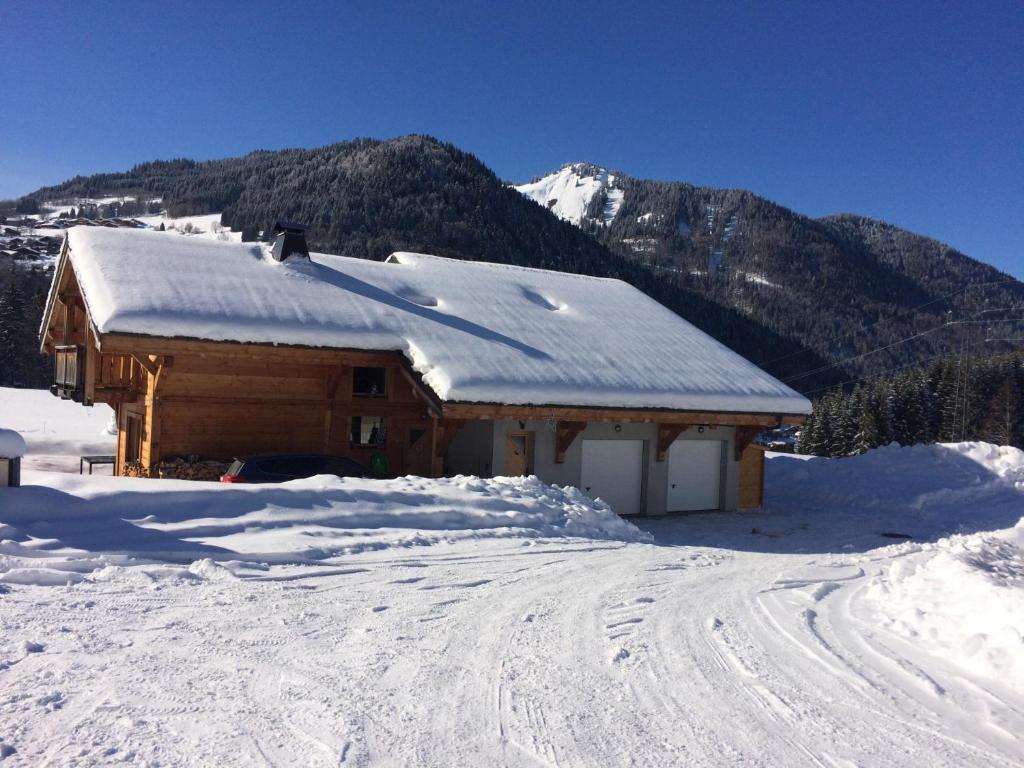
514, 163, 1024, 394
6, 141, 1019, 395
2, 137, 824, 390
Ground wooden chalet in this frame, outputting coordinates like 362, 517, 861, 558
39, 225, 809, 515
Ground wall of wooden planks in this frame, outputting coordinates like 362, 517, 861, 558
98, 345, 437, 477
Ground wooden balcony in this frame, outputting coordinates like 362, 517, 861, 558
94, 353, 144, 404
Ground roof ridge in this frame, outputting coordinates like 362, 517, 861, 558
387, 251, 622, 283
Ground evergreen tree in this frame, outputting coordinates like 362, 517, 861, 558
0, 274, 27, 385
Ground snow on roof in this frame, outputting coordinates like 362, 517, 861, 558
0, 428, 27, 458
64, 227, 810, 414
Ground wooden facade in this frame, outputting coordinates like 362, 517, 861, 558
40, 246, 803, 508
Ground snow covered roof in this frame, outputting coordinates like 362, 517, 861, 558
0, 428, 26, 458
62, 227, 810, 414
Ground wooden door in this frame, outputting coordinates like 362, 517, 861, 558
505, 431, 534, 476
403, 425, 432, 478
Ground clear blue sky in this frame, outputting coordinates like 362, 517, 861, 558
2, 0, 1021, 276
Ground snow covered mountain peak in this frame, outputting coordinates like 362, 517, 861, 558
514, 163, 623, 226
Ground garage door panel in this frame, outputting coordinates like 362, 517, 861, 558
667, 440, 723, 512
580, 439, 644, 516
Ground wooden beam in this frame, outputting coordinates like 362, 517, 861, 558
555, 421, 586, 464
734, 426, 761, 461
397, 362, 443, 417
83, 325, 97, 406
100, 333, 411, 367
444, 402, 792, 427
132, 354, 159, 376
656, 423, 687, 462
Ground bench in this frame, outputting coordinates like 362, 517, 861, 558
80, 455, 116, 475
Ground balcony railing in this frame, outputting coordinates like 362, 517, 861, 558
53, 345, 84, 401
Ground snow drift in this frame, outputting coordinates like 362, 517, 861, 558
769, 441, 1024, 544
866, 523, 1024, 685
0, 472, 650, 586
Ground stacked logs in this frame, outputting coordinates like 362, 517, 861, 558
157, 456, 230, 481
122, 461, 151, 478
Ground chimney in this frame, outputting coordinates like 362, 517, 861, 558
270, 220, 310, 262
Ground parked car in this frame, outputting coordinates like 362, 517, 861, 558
220, 454, 370, 483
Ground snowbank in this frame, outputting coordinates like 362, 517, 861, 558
866, 523, 1024, 685
768, 442, 1024, 543
0, 428, 26, 458
768, 442, 1024, 686
0, 472, 650, 586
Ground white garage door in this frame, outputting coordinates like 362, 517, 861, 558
580, 439, 644, 516
667, 440, 723, 512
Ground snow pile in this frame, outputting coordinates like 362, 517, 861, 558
0, 428, 26, 458
769, 442, 1024, 542
514, 164, 623, 226
770, 442, 1024, 685
59, 227, 809, 413
0, 472, 651, 585
866, 524, 1024, 685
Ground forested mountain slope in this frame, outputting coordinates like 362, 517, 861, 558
517, 164, 1024, 394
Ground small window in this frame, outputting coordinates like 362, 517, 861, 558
353, 367, 387, 397
351, 416, 386, 447
408, 428, 426, 447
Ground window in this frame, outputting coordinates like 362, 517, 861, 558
351, 416, 386, 447
353, 367, 387, 397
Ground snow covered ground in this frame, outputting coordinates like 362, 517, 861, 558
1, 390, 1023, 766
0, 387, 114, 473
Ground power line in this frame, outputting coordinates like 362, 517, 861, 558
799, 351, 956, 397
756, 277, 1024, 369
782, 323, 955, 385
798, 333, 1021, 399
780, 297, 1024, 387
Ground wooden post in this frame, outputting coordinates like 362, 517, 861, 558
83, 325, 97, 406
146, 357, 172, 473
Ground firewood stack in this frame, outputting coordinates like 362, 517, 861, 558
122, 461, 151, 478
157, 456, 230, 481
